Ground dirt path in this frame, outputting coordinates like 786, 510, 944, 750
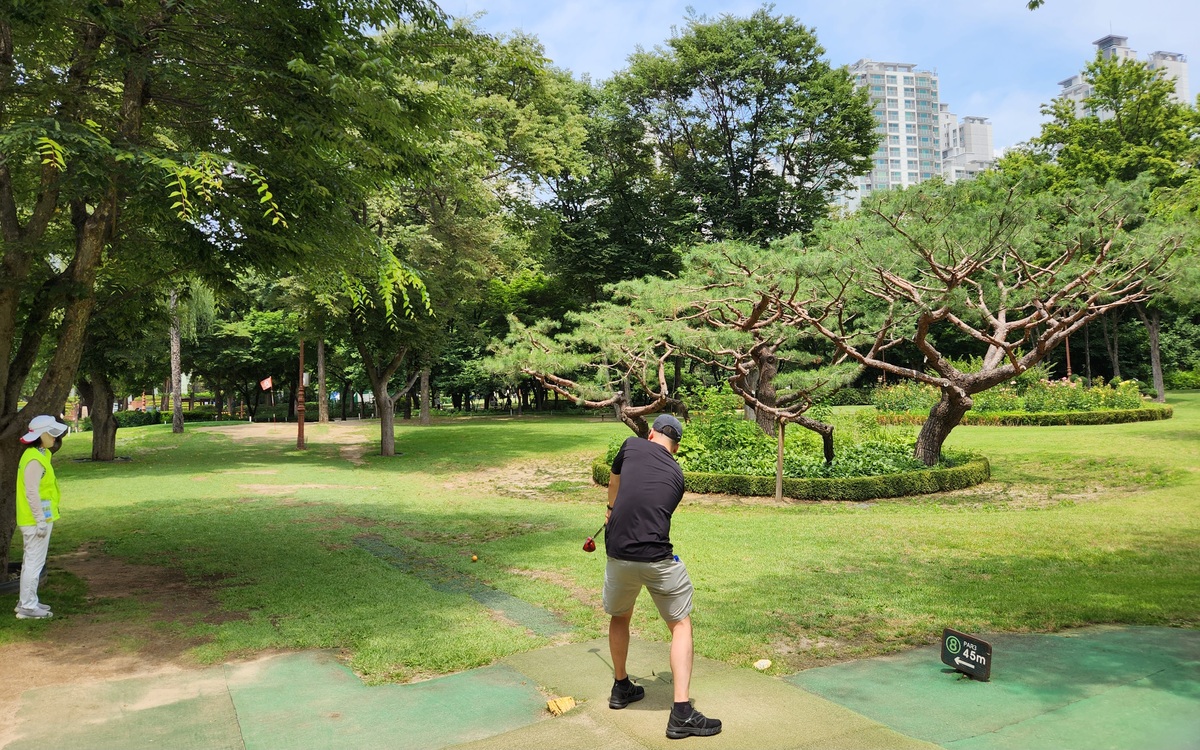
196, 420, 375, 465
0, 547, 251, 747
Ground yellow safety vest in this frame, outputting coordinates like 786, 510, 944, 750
16, 447, 60, 526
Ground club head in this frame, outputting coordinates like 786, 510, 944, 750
583, 537, 596, 553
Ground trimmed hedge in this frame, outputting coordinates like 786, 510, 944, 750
592, 454, 990, 501
876, 403, 1173, 427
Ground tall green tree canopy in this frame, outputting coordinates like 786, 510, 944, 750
611, 6, 878, 244
1001, 51, 1200, 399
0, 0, 443, 568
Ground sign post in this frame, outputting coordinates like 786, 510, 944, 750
941, 628, 992, 681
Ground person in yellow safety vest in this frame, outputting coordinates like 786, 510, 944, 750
14, 415, 68, 620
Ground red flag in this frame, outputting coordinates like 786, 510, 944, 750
259, 376, 273, 391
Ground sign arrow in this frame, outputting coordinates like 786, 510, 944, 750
954, 657, 973, 670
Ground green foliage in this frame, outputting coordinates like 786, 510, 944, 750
873, 378, 1145, 414
1166, 368, 1200, 389
112, 410, 165, 429
1022, 378, 1143, 412
610, 6, 878, 244
871, 382, 939, 413
664, 391, 926, 480
876, 403, 1172, 427
817, 388, 873, 407
593, 452, 989, 500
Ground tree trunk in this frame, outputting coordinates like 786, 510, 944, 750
1084, 323, 1092, 382
317, 339, 329, 423
215, 386, 224, 420
775, 419, 785, 502
795, 414, 835, 465
619, 407, 650, 438
402, 391, 413, 420
753, 348, 779, 437
914, 387, 973, 466
170, 290, 184, 433
1101, 311, 1122, 380
341, 378, 351, 421
743, 367, 760, 422
1134, 303, 1165, 402
419, 367, 431, 426
0, 439, 21, 578
286, 380, 297, 422
78, 372, 118, 461
673, 356, 683, 395
376, 386, 396, 456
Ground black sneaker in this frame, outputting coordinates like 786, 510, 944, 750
609, 680, 645, 709
666, 707, 722, 739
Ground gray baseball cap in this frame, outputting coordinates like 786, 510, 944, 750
652, 414, 683, 442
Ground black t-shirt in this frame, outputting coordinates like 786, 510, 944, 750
605, 436, 685, 562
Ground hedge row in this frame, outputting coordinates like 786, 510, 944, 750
875, 403, 1173, 427
592, 454, 990, 502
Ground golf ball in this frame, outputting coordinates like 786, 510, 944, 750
471, 555, 478, 562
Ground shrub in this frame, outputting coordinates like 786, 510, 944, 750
592, 452, 989, 501
971, 386, 1022, 412
870, 381, 938, 413
115, 410, 165, 427
818, 387, 873, 407
876, 377, 1145, 415
1165, 368, 1200, 390
876, 403, 1172, 427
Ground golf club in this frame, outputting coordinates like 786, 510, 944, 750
583, 523, 605, 552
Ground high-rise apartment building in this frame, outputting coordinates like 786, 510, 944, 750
940, 106, 995, 184
1058, 35, 1190, 116
841, 59, 943, 210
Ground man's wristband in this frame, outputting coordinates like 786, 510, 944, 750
606, 505, 613, 510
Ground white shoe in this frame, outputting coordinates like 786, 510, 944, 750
13, 603, 50, 614
15, 607, 52, 620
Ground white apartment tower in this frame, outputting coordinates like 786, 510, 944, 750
1058, 35, 1190, 116
940, 105, 995, 184
842, 60, 943, 209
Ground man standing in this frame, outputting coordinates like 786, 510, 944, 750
603, 414, 722, 739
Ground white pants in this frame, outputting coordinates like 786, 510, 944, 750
18, 522, 52, 611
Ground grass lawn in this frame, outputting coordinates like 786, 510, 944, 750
2, 394, 1197, 681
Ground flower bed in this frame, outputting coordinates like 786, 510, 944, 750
876, 403, 1173, 426
869, 376, 1171, 426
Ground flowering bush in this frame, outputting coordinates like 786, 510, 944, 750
872, 377, 1144, 414
870, 381, 938, 413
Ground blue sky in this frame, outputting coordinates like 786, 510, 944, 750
447, 0, 1197, 152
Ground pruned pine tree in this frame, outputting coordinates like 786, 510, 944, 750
492, 312, 686, 439
783, 173, 1178, 465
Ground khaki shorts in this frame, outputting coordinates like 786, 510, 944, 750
603, 557, 694, 622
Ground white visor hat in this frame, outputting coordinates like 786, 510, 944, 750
21, 414, 68, 444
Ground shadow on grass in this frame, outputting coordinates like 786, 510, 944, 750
53, 417, 628, 486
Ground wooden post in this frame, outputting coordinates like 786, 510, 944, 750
775, 418, 785, 503
297, 339, 306, 450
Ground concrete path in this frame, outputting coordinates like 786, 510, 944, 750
5, 627, 1197, 750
